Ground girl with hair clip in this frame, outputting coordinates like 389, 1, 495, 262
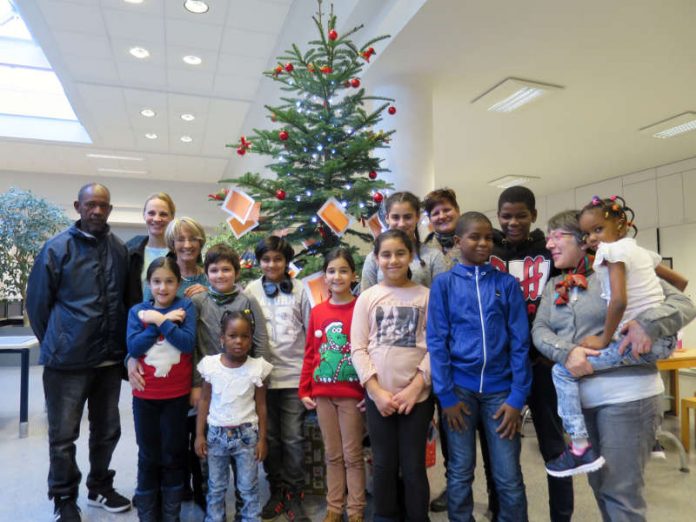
544, 195, 688, 478
361, 191, 448, 291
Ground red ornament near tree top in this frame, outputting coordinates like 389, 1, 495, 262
279, 130, 289, 141
328, 29, 338, 41
373, 192, 384, 203
350, 78, 361, 88
275, 189, 286, 200
285, 63, 294, 72
368, 170, 377, 179
388, 106, 396, 115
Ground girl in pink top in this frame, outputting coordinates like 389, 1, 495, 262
351, 229, 433, 522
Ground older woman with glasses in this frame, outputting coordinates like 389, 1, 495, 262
532, 210, 695, 521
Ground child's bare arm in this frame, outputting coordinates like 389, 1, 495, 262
581, 261, 626, 349
194, 382, 212, 458
655, 264, 688, 292
254, 385, 268, 461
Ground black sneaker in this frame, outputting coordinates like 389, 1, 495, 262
261, 490, 285, 521
284, 491, 310, 522
87, 489, 132, 513
546, 445, 606, 478
429, 488, 448, 512
53, 497, 82, 522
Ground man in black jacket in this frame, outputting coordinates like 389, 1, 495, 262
27, 183, 131, 522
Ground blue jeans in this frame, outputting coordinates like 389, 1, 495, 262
446, 388, 528, 522
264, 388, 305, 494
585, 395, 661, 521
553, 336, 674, 439
205, 424, 260, 522
132, 394, 189, 495
43, 364, 122, 499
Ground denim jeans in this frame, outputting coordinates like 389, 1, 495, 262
205, 424, 260, 522
585, 395, 661, 522
264, 388, 305, 494
527, 361, 573, 521
366, 395, 434, 522
132, 394, 189, 495
446, 388, 528, 522
553, 336, 675, 439
43, 364, 122, 499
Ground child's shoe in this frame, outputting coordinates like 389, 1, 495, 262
651, 439, 667, 459
545, 444, 605, 477
323, 510, 343, 522
284, 491, 311, 522
87, 489, 131, 513
261, 489, 285, 521
53, 496, 82, 522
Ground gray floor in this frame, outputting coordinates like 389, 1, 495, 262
1, 365, 695, 521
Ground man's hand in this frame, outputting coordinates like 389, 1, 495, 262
442, 402, 471, 432
127, 357, 145, 391
493, 403, 521, 440
619, 320, 653, 358
565, 346, 601, 378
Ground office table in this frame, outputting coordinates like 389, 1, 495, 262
657, 348, 696, 416
0, 332, 38, 438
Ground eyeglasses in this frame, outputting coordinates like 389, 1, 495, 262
546, 231, 577, 243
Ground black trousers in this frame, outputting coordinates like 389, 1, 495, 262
527, 361, 574, 521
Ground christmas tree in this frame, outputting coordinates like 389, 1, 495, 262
211, 0, 395, 279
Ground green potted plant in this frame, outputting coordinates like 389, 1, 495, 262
0, 187, 70, 324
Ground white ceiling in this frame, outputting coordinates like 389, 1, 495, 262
2, 0, 696, 204
365, 0, 696, 208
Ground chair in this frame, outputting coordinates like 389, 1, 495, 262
680, 395, 696, 455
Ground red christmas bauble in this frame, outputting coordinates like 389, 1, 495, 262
275, 189, 286, 200
368, 170, 378, 179
274, 65, 283, 75
285, 63, 294, 72
328, 29, 338, 41
350, 78, 361, 88
373, 192, 384, 203
279, 130, 289, 141
236, 147, 246, 156
388, 106, 397, 115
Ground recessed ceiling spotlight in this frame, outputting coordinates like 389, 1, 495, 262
180, 135, 193, 143
123, 0, 145, 4
140, 108, 156, 118
487, 175, 540, 189
640, 112, 696, 139
145, 133, 158, 140
184, 1, 210, 14
129, 46, 150, 59
180, 113, 195, 121
472, 78, 562, 113
182, 55, 202, 65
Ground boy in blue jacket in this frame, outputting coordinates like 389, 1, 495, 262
427, 212, 532, 522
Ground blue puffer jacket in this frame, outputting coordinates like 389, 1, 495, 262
427, 263, 531, 409
26, 222, 128, 369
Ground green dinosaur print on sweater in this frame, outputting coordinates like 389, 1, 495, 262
313, 321, 359, 384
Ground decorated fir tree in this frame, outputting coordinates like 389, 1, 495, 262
211, 0, 396, 280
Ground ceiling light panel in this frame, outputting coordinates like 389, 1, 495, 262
182, 55, 202, 65
180, 113, 195, 121
472, 78, 562, 113
184, 1, 209, 14
87, 153, 143, 161
129, 46, 150, 59
140, 108, 156, 117
98, 167, 148, 174
180, 135, 193, 143
487, 175, 540, 189
640, 112, 696, 139
145, 132, 158, 139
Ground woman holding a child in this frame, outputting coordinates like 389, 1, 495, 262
532, 209, 695, 521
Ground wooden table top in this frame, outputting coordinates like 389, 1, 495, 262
657, 348, 696, 370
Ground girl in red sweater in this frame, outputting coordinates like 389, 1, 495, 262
299, 248, 365, 522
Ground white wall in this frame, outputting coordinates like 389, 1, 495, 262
0, 170, 228, 241
530, 155, 696, 346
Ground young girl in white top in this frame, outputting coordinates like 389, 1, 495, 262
351, 229, 432, 521
546, 195, 688, 478
195, 311, 272, 522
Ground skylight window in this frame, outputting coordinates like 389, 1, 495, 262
0, 0, 90, 143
